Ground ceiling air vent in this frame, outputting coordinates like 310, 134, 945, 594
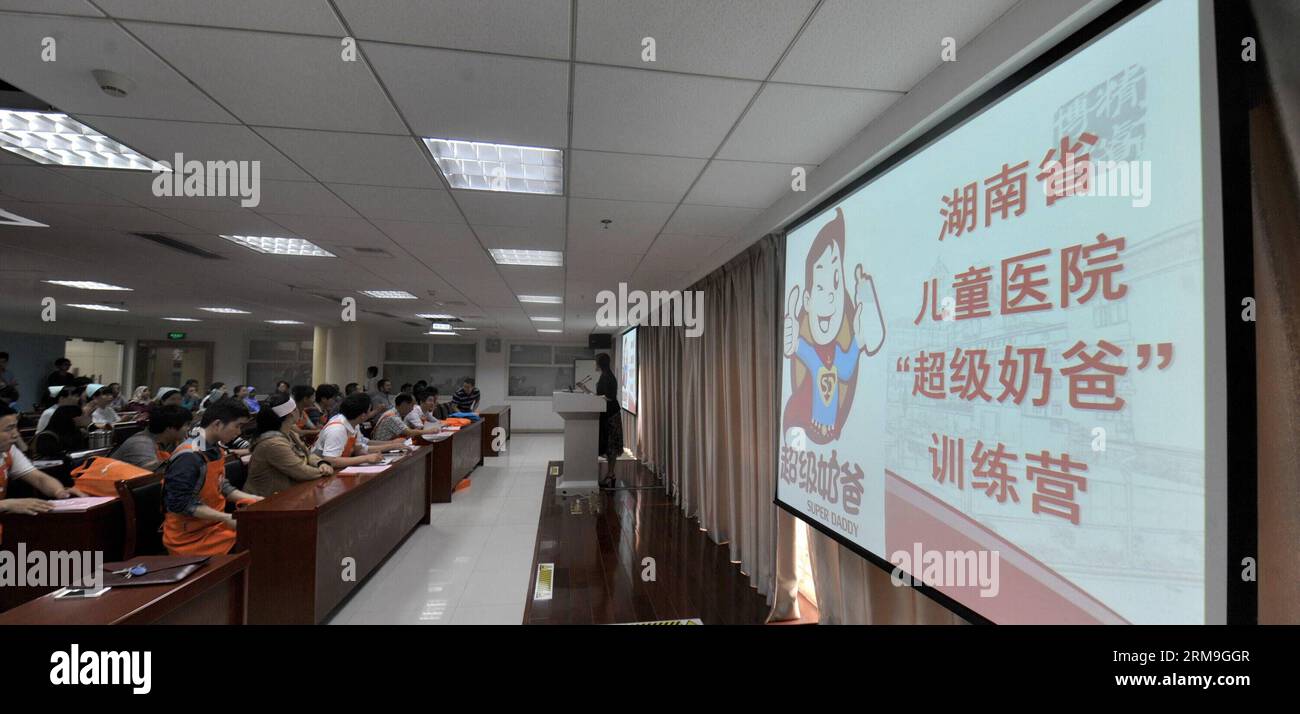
131, 233, 226, 260
348, 246, 394, 258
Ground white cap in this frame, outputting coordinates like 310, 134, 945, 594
85, 383, 105, 398
156, 387, 180, 401
271, 397, 297, 418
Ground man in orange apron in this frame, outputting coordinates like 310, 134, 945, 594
0, 403, 87, 543
310, 392, 404, 469
161, 398, 262, 556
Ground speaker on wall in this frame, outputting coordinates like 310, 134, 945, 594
588, 333, 613, 349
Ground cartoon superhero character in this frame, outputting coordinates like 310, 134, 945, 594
782, 207, 885, 445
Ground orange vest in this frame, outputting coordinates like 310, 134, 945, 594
321, 418, 358, 457
0, 449, 10, 544
162, 441, 236, 557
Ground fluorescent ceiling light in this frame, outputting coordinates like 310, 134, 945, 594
221, 235, 335, 257
0, 110, 166, 170
488, 249, 563, 267
518, 295, 562, 304
360, 290, 417, 299
68, 303, 127, 312
0, 207, 48, 227
453, 326, 477, 331
265, 320, 304, 325
427, 331, 456, 336
531, 316, 562, 323
423, 138, 562, 195
537, 329, 562, 334
162, 317, 201, 322
199, 307, 250, 314
43, 280, 132, 291
416, 313, 458, 320
428, 322, 453, 330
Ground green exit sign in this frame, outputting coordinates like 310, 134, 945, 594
167, 331, 186, 341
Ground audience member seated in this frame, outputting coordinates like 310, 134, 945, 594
85, 383, 119, 426
411, 389, 444, 430
310, 392, 405, 468
155, 387, 183, 407
452, 378, 481, 412
274, 380, 290, 396
0, 385, 20, 411
32, 404, 87, 460
199, 382, 226, 410
128, 385, 152, 410
344, 382, 360, 396
372, 393, 440, 441
245, 393, 334, 497
161, 398, 262, 556
372, 378, 395, 410
107, 383, 127, 411
306, 383, 339, 429
180, 382, 202, 410
0, 352, 14, 390
111, 404, 191, 471
37, 384, 87, 432
234, 385, 261, 414
290, 385, 320, 437
0, 404, 87, 527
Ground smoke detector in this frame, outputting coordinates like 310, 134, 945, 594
92, 70, 135, 98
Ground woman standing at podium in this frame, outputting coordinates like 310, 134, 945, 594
595, 353, 623, 488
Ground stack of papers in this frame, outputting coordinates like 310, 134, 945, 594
338, 464, 389, 475
48, 496, 117, 512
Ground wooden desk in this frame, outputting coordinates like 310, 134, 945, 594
425, 421, 482, 503
0, 499, 125, 612
234, 446, 432, 624
479, 405, 511, 457
0, 553, 249, 625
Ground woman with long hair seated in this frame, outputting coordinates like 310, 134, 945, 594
245, 392, 333, 497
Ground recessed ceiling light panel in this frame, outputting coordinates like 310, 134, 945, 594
424, 138, 562, 195
360, 290, 417, 299
43, 280, 132, 291
488, 249, 563, 267
68, 303, 127, 312
0, 110, 166, 170
221, 235, 335, 257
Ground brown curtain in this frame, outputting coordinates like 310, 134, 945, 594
638, 235, 784, 604
636, 234, 962, 623
1248, 0, 1300, 624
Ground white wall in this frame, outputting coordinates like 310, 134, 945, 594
0, 312, 313, 395
466, 336, 610, 432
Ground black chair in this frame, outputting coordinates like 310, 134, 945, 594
223, 455, 248, 492
115, 473, 165, 559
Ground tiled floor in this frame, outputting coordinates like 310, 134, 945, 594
325, 433, 559, 625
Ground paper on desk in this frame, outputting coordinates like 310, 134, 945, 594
48, 496, 117, 512
421, 432, 451, 442
442, 426, 461, 432
339, 464, 389, 474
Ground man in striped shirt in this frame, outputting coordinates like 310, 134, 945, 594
451, 379, 480, 413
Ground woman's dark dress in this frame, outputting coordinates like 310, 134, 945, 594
596, 371, 624, 459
